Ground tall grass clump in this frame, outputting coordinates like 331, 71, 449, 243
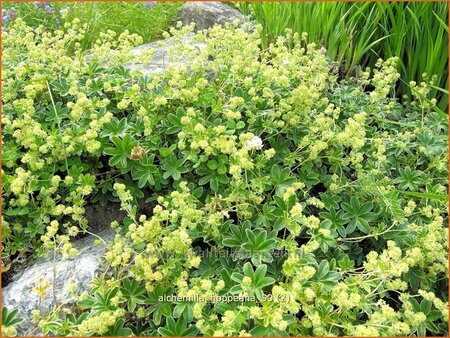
239, 1, 448, 109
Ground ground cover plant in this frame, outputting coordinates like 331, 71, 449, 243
238, 1, 449, 111
2, 1, 182, 50
1, 13, 449, 338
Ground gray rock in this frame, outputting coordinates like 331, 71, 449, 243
177, 2, 246, 31
2, 210, 118, 335
123, 36, 205, 76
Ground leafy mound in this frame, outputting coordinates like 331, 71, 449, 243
2, 19, 448, 336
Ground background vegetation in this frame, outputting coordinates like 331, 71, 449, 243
238, 1, 449, 110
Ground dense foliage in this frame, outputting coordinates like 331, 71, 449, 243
238, 2, 449, 111
1, 18, 448, 336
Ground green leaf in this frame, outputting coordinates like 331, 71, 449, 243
243, 262, 255, 279
100, 117, 128, 139
2, 307, 23, 327
254, 264, 267, 283
271, 165, 297, 196
231, 272, 245, 283
104, 135, 137, 168
104, 318, 133, 336
222, 222, 250, 248
162, 153, 188, 181
338, 256, 355, 270
210, 176, 219, 191
342, 197, 376, 234
420, 299, 432, 315
400, 191, 447, 202
4, 207, 29, 216
207, 160, 218, 170
165, 110, 183, 134
173, 304, 186, 318
120, 278, 146, 312
393, 167, 423, 191
131, 156, 158, 188
158, 316, 197, 336
258, 276, 275, 288
417, 324, 426, 337
229, 285, 244, 294
316, 261, 330, 280
236, 121, 246, 129
159, 144, 177, 157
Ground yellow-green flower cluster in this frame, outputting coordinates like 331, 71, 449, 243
106, 183, 202, 293
75, 309, 125, 336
